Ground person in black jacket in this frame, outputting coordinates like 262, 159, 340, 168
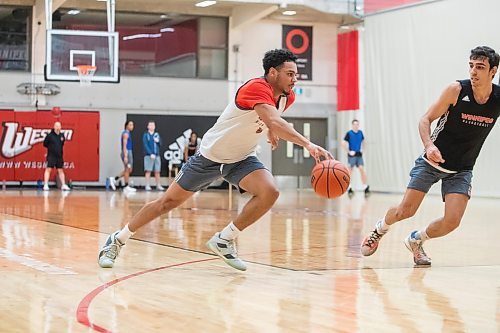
43, 121, 70, 191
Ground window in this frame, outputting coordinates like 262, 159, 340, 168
0, 6, 31, 71
53, 10, 228, 79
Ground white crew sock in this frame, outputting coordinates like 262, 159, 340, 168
219, 221, 240, 241
116, 224, 134, 243
376, 216, 391, 233
415, 229, 430, 242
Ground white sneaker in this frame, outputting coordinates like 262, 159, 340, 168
145, 185, 152, 191
43, 184, 49, 191
108, 177, 116, 191
156, 185, 165, 191
124, 185, 136, 192
404, 231, 432, 266
98, 231, 124, 268
360, 219, 388, 256
61, 184, 71, 191
206, 232, 247, 271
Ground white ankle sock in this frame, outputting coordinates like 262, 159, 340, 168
377, 217, 390, 233
116, 224, 134, 243
415, 229, 430, 242
220, 222, 240, 241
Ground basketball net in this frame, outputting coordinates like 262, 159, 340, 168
76, 65, 97, 86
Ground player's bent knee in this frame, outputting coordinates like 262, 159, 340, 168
156, 196, 182, 214
443, 217, 461, 231
395, 204, 417, 220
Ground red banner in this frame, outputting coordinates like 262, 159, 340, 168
364, 0, 423, 14
0, 110, 99, 181
337, 30, 359, 111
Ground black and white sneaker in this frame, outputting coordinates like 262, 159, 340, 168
98, 231, 124, 268
206, 232, 247, 271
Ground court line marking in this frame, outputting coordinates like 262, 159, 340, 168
76, 258, 217, 333
0, 247, 77, 275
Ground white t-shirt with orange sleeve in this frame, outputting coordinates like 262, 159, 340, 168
200, 77, 295, 163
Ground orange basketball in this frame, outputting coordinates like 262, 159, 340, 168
311, 160, 350, 199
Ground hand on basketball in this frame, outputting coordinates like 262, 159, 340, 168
267, 131, 280, 150
306, 143, 334, 163
426, 144, 445, 163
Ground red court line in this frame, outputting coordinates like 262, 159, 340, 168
76, 258, 217, 333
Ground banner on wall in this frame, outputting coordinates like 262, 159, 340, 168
127, 114, 218, 176
282, 25, 313, 81
337, 30, 359, 111
0, 110, 99, 181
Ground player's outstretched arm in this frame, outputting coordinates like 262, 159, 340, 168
255, 103, 333, 161
419, 82, 461, 164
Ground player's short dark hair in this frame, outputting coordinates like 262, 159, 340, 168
263, 49, 298, 75
352, 119, 359, 124
470, 46, 500, 69
147, 120, 155, 125
124, 120, 133, 129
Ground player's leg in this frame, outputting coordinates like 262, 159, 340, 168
360, 188, 426, 256
347, 156, 355, 196
144, 171, 152, 190
360, 156, 438, 256
43, 167, 52, 190
154, 157, 164, 190
123, 151, 135, 191
98, 152, 219, 268
357, 157, 369, 195
144, 155, 152, 190
404, 170, 471, 265
206, 157, 273, 271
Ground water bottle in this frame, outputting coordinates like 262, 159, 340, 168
105, 177, 110, 190
37, 180, 43, 190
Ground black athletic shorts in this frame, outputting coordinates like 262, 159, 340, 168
47, 155, 64, 169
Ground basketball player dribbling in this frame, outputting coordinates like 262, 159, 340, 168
98, 49, 333, 270
361, 46, 500, 265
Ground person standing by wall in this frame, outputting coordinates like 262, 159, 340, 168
342, 119, 370, 196
43, 121, 70, 191
183, 131, 199, 163
109, 120, 136, 192
143, 121, 164, 191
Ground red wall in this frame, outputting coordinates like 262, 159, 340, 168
0, 110, 99, 181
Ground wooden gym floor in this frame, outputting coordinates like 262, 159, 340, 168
0, 189, 498, 332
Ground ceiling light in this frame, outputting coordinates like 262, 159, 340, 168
160, 27, 175, 33
160, 14, 168, 19
282, 10, 296, 16
67, 9, 80, 15
195, 1, 216, 8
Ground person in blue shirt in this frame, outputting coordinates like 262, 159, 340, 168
143, 121, 164, 191
342, 119, 370, 196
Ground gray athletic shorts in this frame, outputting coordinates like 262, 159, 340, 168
121, 150, 133, 168
175, 152, 267, 192
144, 155, 161, 172
347, 155, 364, 167
407, 156, 472, 201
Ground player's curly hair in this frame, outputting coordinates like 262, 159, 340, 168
470, 46, 500, 70
262, 49, 297, 75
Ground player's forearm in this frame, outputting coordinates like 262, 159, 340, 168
268, 118, 310, 147
341, 141, 349, 152
418, 117, 434, 149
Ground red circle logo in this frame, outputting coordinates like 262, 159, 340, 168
285, 28, 309, 54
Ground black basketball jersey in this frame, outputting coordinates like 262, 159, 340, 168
426, 79, 500, 171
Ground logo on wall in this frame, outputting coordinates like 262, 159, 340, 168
1, 122, 73, 159
282, 25, 313, 81
164, 129, 193, 164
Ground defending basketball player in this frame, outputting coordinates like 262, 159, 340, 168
98, 49, 333, 270
360, 46, 500, 266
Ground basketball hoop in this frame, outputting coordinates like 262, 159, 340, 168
76, 65, 97, 86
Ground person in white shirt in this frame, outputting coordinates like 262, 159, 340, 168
98, 49, 333, 271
